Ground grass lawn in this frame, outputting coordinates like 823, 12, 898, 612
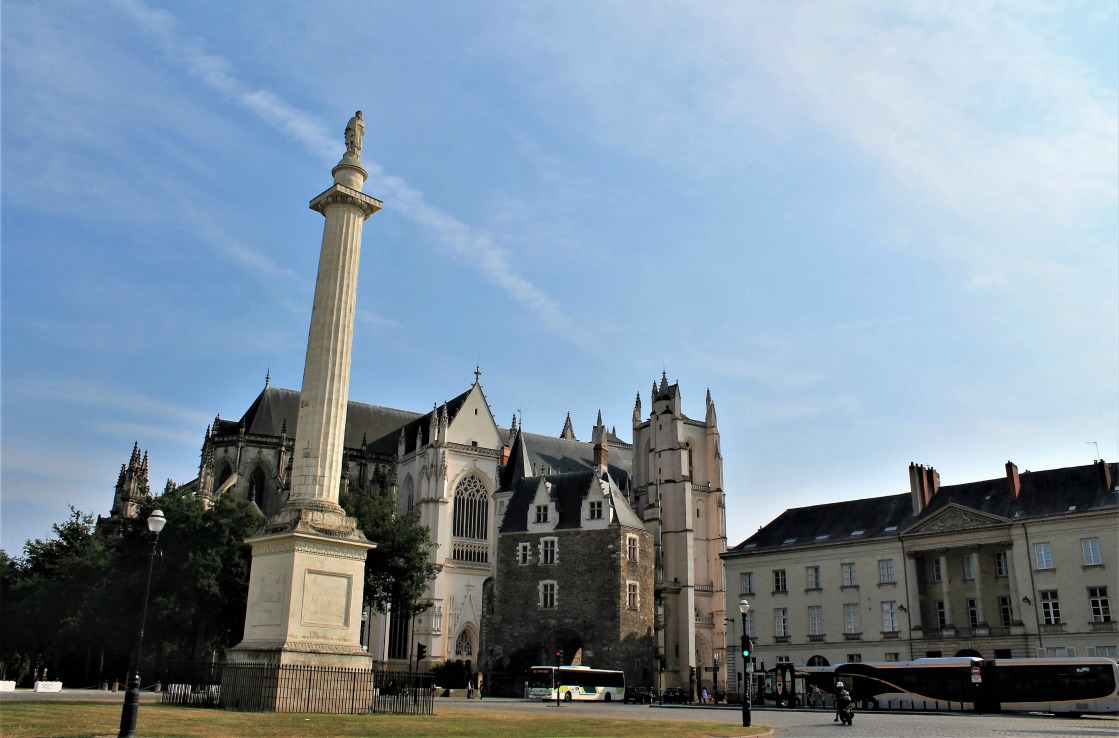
0, 702, 763, 738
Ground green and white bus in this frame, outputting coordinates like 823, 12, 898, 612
527, 665, 626, 701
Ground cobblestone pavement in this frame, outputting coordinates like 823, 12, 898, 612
448, 698, 1119, 738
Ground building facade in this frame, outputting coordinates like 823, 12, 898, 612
148, 370, 726, 692
722, 459, 1118, 687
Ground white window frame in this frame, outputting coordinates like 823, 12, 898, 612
882, 601, 899, 632
1083, 538, 1103, 566
844, 603, 860, 634
517, 542, 532, 565
841, 562, 857, 587
933, 557, 942, 582
535, 504, 549, 524
995, 551, 1009, 577
588, 500, 603, 520
878, 559, 895, 584
1089, 587, 1111, 622
540, 536, 558, 565
1040, 589, 1061, 624
773, 569, 787, 593
626, 581, 639, 610
741, 571, 754, 595
774, 608, 789, 637
806, 566, 821, 590
540, 580, 557, 609
808, 605, 824, 635
626, 534, 639, 562
1034, 543, 1054, 570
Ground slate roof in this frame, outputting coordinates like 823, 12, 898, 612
499, 470, 646, 534
729, 461, 1118, 552
216, 386, 423, 455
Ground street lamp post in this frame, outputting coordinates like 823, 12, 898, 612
117, 509, 167, 738
739, 597, 751, 728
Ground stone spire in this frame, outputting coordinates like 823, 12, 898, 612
560, 411, 576, 440
633, 391, 642, 427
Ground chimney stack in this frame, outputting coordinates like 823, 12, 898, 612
909, 463, 938, 513
1006, 461, 1021, 500
1096, 459, 1112, 492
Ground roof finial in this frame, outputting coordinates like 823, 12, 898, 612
265, 367, 271, 388
474, 365, 481, 385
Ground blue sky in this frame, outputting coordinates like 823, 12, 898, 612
3, 1, 1117, 556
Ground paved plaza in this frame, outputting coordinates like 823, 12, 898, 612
450, 697, 1119, 738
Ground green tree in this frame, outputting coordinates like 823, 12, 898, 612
340, 488, 440, 621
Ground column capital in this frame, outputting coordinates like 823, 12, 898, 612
310, 184, 383, 220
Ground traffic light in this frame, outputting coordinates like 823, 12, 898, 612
416, 643, 427, 661
741, 634, 751, 659
555, 650, 562, 665
689, 666, 696, 680
659, 658, 666, 672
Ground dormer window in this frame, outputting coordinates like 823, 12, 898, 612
535, 505, 549, 523
589, 500, 603, 520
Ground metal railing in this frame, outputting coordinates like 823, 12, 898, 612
161, 661, 434, 715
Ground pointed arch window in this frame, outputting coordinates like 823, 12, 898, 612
248, 467, 266, 505
455, 629, 473, 657
453, 474, 488, 540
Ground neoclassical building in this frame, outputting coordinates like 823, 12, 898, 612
722, 459, 1118, 686
152, 370, 727, 692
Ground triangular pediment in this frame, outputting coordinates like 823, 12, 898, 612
902, 503, 1010, 536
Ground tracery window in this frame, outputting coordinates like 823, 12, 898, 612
455, 630, 473, 657
453, 474, 488, 540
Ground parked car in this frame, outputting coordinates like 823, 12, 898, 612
662, 687, 689, 704
624, 686, 655, 704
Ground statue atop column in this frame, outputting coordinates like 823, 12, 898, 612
344, 111, 364, 158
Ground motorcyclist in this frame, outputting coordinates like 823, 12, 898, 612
833, 681, 847, 722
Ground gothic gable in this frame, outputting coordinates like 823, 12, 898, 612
902, 503, 1009, 536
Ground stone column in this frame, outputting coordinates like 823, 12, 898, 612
227, 115, 382, 708
970, 547, 984, 625
1004, 545, 1023, 623
938, 553, 952, 627
289, 146, 382, 511
904, 552, 923, 631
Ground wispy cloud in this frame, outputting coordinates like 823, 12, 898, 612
109, 0, 578, 342
11, 378, 210, 426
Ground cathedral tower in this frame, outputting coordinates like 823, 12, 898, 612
632, 373, 727, 697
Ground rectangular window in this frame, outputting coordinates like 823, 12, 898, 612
967, 598, 979, 628
936, 601, 947, 628
844, 603, 860, 634
540, 581, 557, 609
773, 569, 787, 593
627, 581, 639, 610
1089, 587, 1112, 622
846, 653, 862, 663
806, 566, 821, 590
842, 562, 857, 587
535, 505, 549, 523
745, 610, 756, 638
1034, 543, 1053, 570
808, 605, 824, 635
884, 652, 900, 662
589, 500, 603, 520
517, 542, 531, 565
1083, 538, 1103, 566
541, 537, 558, 565
999, 596, 1013, 627
995, 551, 1009, 577
774, 608, 789, 637
1040, 590, 1061, 624
882, 602, 899, 632
741, 572, 754, 595
933, 558, 943, 582
878, 559, 895, 584
626, 534, 639, 562
963, 555, 975, 581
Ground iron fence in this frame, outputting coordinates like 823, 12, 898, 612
160, 661, 434, 715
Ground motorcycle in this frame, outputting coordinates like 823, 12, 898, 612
836, 690, 854, 726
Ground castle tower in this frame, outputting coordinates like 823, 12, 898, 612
228, 113, 381, 691
632, 373, 727, 697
